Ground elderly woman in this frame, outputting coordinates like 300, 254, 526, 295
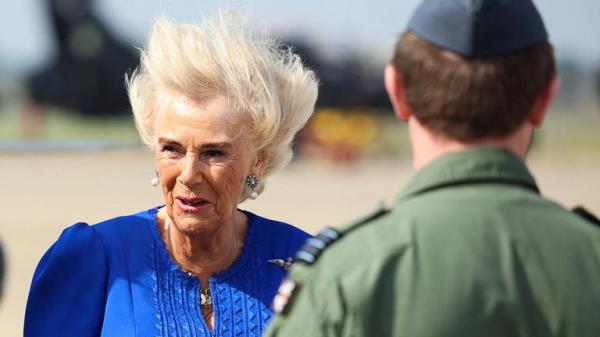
25, 14, 318, 337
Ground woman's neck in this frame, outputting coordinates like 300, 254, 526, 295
159, 208, 247, 284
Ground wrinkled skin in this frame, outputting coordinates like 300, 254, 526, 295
154, 92, 265, 237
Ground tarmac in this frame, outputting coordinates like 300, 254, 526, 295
1, 148, 598, 336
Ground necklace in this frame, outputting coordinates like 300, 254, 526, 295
163, 217, 242, 309
200, 286, 213, 307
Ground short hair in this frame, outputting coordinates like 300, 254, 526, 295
127, 14, 318, 193
392, 32, 556, 142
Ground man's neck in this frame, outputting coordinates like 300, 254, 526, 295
409, 118, 532, 171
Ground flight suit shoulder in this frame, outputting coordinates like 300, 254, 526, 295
294, 204, 390, 266
572, 206, 600, 227
272, 204, 390, 315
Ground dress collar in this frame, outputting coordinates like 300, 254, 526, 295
397, 147, 539, 202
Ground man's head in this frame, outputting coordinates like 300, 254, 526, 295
385, 0, 558, 143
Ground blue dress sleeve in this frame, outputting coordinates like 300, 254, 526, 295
25, 222, 108, 337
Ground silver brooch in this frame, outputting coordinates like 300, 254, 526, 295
268, 257, 294, 271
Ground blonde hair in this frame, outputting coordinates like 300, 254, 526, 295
127, 13, 318, 193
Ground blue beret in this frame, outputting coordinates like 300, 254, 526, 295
407, 0, 549, 57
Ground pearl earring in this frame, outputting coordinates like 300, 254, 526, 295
246, 174, 259, 200
151, 169, 160, 187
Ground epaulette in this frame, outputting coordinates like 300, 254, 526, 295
295, 205, 390, 265
572, 206, 600, 227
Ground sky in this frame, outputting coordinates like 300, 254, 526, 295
1, 0, 599, 73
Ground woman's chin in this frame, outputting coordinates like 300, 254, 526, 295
173, 213, 220, 235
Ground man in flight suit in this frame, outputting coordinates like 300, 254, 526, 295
265, 0, 600, 336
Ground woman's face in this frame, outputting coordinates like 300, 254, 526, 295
154, 92, 261, 234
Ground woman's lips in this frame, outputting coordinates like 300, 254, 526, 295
175, 197, 210, 213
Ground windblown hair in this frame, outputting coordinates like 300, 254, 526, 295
392, 32, 556, 142
127, 14, 318, 193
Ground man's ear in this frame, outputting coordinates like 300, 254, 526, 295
384, 64, 413, 121
530, 75, 559, 127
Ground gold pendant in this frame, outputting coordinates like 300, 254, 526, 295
200, 287, 213, 307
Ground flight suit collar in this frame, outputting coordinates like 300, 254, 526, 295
397, 147, 539, 202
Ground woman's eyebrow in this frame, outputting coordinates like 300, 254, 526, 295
157, 137, 232, 150
200, 142, 231, 150
157, 137, 181, 146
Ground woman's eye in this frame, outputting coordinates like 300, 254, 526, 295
205, 149, 226, 157
161, 145, 181, 154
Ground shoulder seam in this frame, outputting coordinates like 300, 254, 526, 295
342, 207, 390, 235
572, 206, 600, 227
294, 207, 390, 265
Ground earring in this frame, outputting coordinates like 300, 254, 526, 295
151, 169, 160, 187
246, 174, 259, 200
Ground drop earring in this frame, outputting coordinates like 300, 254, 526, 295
246, 174, 259, 200
151, 169, 160, 187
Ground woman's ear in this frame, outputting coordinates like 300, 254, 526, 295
529, 75, 559, 127
252, 149, 269, 178
384, 64, 413, 121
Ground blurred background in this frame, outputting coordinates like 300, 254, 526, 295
1, 0, 599, 335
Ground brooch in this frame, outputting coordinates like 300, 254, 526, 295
268, 257, 294, 271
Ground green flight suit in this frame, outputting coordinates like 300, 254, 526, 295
265, 147, 600, 337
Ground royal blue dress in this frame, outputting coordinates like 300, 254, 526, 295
25, 207, 310, 337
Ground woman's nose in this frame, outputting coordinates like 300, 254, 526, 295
178, 153, 204, 186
